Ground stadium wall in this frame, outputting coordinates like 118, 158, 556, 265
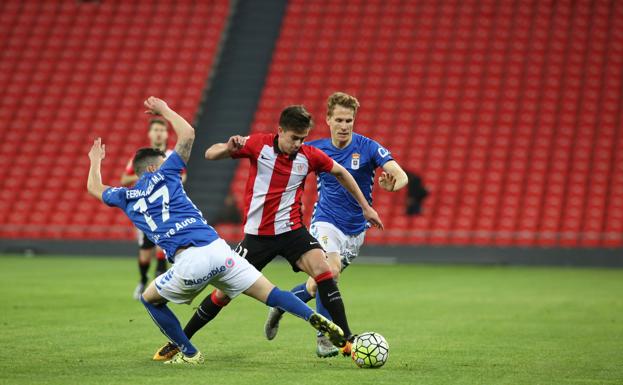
1, 239, 621, 268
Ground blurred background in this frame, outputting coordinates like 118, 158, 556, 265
0, 0, 621, 266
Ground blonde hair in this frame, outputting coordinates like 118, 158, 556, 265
327, 92, 360, 117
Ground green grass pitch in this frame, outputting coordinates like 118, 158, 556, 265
1, 255, 622, 385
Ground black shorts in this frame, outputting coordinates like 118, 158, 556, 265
234, 227, 324, 272
138, 230, 155, 250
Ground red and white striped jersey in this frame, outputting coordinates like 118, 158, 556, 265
232, 133, 334, 236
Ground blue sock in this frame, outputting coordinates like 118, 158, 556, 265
291, 282, 313, 303
140, 296, 198, 356
315, 294, 333, 336
266, 287, 314, 320
316, 295, 332, 321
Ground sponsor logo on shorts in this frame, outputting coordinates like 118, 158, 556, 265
225, 257, 235, 268
184, 265, 226, 286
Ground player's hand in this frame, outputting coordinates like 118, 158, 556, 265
378, 171, 396, 192
144, 96, 171, 116
88, 137, 106, 162
227, 135, 248, 153
363, 206, 384, 230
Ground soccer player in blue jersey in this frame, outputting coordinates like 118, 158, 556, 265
264, 92, 409, 357
86, 97, 345, 364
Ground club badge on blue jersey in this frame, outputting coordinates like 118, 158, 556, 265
351, 153, 360, 170
308, 133, 394, 235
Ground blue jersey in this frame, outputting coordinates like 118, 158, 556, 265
102, 151, 219, 262
309, 133, 393, 235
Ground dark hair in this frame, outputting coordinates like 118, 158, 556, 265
133, 147, 166, 176
148, 118, 167, 131
279, 105, 313, 132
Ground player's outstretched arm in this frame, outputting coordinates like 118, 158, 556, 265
87, 138, 111, 202
379, 160, 409, 192
205, 135, 247, 160
144, 96, 195, 163
329, 161, 384, 230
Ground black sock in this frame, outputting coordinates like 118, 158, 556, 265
315, 272, 352, 338
155, 258, 167, 276
183, 291, 228, 339
139, 261, 150, 285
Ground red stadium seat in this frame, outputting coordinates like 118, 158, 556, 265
0, 0, 229, 240
220, 0, 623, 247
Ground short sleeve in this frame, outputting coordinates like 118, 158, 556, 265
160, 151, 186, 176
369, 139, 394, 168
102, 187, 128, 208
231, 135, 261, 159
306, 146, 334, 173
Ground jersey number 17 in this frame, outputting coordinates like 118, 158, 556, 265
132, 186, 170, 231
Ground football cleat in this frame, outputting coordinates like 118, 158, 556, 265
339, 341, 352, 357
153, 342, 180, 361
339, 335, 357, 357
164, 351, 204, 365
264, 307, 285, 340
316, 335, 339, 358
308, 313, 345, 348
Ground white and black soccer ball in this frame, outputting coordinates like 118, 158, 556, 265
351, 332, 389, 368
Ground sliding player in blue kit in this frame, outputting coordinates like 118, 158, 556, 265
86, 97, 345, 365
264, 92, 409, 357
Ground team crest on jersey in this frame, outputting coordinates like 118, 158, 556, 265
294, 163, 307, 174
321, 235, 329, 246
351, 153, 360, 170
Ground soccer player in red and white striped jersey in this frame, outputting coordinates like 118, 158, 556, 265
152, 105, 382, 360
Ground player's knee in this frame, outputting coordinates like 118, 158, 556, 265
308, 254, 333, 277
298, 249, 330, 276
327, 260, 341, 279
310, 262, 332, 278
330, 266, 341, 281
325, 252, 342, 278
141, 292, 164, 306
211, 289, 231, 307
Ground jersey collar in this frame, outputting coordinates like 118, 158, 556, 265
273, 134, 298, 160
330, 133, 356, 151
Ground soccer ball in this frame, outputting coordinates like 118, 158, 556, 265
351, 332, 389, 368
